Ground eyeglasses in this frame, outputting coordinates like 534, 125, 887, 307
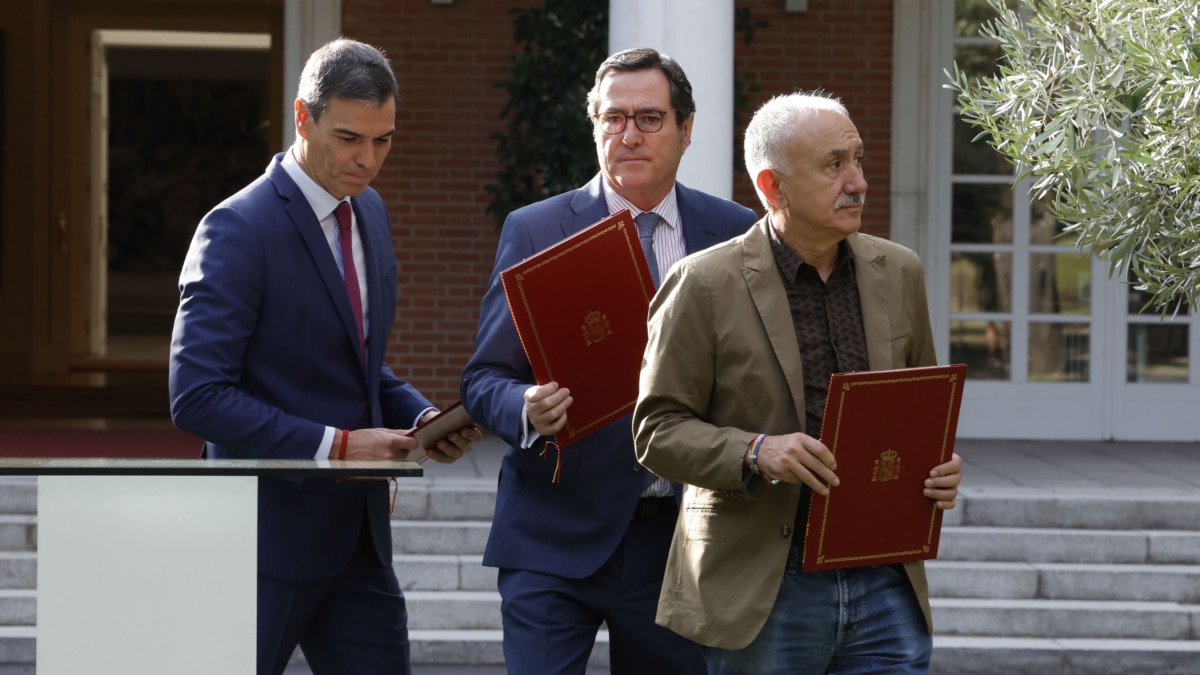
593, 110, 670, 134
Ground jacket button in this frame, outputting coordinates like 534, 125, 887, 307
781, 526, 792, 538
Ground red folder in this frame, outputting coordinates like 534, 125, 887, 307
500, 209, 655, 447
802, 364, 967, 571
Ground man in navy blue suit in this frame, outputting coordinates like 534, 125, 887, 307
461, 48, 757, 674
169, 39, 479, 675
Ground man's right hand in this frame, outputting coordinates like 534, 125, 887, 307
753, 432, 840, 495
342, 428, 421, 461
524, 381, 572, 436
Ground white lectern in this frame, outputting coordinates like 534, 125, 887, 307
0, 457, 420, 675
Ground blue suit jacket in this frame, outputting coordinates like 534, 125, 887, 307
169, 153, 432, 582
461, 174, 757, 578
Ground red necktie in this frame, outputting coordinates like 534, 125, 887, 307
334, 201, 365, 357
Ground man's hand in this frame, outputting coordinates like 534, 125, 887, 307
753, 433, 840, 495
524, 382, 572, 436
924, 452, 963, 510
422, 424, 484, 464
342, 428, 421, 461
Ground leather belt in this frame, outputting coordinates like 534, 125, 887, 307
632, 496, 676, 521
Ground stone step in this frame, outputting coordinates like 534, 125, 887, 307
938, 525, 1200, 564
929, 636, 1200, 675
406, 591, 500, 631
931, 598, 1200, 640
0, 594, 33, 627
0, 519, 35, 554
391, 520, 491, 556
393, 554, 494, 592
0, 627, 35, 665
408, 629, 608, 669
390, 482, 497, 522
957, 488, 1200, 530
928, 560, 1200, 602
0, 483, 35, 518
0, 556, 34, 591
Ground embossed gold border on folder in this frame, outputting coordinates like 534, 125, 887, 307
805, 366, 965, 569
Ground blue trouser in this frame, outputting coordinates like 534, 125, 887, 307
703, 547, 931, 675
496, 498, 705, 675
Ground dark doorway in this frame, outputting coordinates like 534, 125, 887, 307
104, 41, 271, 361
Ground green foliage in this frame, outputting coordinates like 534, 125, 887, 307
485, 1, 609, 229
948, 0, 1200, 314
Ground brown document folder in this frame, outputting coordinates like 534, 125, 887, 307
404, 402, 475, 464
500, 209, 655, 448
802, 364, 967, 571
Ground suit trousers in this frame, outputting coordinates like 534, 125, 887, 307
257, 513, 409, 675
496, 498, 705, 675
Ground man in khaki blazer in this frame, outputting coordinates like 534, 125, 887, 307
633, 92, 963, 673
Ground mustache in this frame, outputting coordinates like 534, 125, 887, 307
836, 193, 864, 209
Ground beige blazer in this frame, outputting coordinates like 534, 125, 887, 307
633, 217, 938, 650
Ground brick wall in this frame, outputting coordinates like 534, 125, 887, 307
343, 0, 893, 407
731, 0, 893, 236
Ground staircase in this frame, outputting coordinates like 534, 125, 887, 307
930, 488, 1200, 673
0, 474, 1198, 672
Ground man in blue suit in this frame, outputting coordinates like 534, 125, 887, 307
461, 48, 757, 674
169, 39, 479, 675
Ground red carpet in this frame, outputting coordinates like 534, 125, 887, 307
0, 428, 204, 459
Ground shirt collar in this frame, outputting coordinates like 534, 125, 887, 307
602, 183, 680, 230
281, 147, 345, 222
768, 225, 854, 284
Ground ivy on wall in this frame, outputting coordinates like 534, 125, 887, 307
486, 1, 609, 229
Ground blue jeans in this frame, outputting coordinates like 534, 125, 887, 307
702, 547, 931, 675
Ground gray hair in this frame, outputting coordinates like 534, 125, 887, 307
744, 92, 850, 210
297, 38, 399, 123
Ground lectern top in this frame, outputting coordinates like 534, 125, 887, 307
0, 457, 422, 477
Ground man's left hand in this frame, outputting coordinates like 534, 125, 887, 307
422, 419, 483, 464
924, 452, 963, 510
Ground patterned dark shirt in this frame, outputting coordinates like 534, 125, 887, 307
768, 226, 870, 539
768, 227, 870, 436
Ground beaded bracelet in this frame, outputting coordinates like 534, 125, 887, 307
748, 434, 766, 475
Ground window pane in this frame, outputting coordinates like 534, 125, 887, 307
1127, 270, 1192, 316
1029, 252, 1090, 315
1030, 193, 1075, 245
953, 114, 1013, 176
951, 320, 1010, 380
955, 0, 1019, 37
952, 183, 1013, 243
1127, 324, 1188, 383
951, 252, 1011, 313
1029, 323, 1090, 382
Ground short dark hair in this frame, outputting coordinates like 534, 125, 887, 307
296, 38, 399, 123
586, 47, 695, 127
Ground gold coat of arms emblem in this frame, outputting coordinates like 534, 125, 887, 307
871, 449, 900, 482
581, 310, 612, 346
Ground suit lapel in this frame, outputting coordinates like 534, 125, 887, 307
677, 183, 722, 254
741, 220, 809, 426
355, 198, 387, 377
848, 233, 894, 371
564, 174, 610, 238
269, 158, 367, 375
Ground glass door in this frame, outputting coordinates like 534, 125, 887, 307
945, 0, 1199, 440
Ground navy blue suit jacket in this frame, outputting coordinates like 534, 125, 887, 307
170, 153, 432, 582
461, 174, 757, 579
